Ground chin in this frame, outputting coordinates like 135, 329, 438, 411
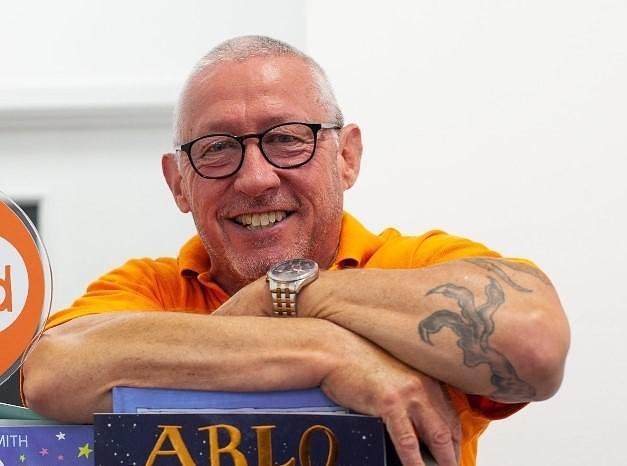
230, 252, 286, 282
231, 247, 307, 281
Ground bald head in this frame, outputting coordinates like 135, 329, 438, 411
173, 35, 344, 145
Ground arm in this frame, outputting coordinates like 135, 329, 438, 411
23, 310, 461, 466
308, 257, 570, 402
218, 257, 570, 403
22, 312, 340, 422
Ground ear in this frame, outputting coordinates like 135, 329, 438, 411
336, 123, 363, 190
162, 153, 191, 213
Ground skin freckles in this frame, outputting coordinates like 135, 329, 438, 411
164, 55, 362, 295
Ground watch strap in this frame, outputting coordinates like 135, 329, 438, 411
269, 281, 297, 317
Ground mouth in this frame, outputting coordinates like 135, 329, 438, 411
231, 210, 291, 230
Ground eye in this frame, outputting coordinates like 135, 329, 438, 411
265, 133, 301, 145
192, 136, 240, 168
205, 139, 239, 154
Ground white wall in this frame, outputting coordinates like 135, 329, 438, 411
1, 0, 306, 108
1, 1, 626, 465
308, 1, 626, 465
0, 0, 307, 309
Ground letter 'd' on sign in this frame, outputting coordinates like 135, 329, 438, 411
0, 264, 12, 312
0, 238, 29, 328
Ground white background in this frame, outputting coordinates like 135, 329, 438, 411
1, 1, 626, 464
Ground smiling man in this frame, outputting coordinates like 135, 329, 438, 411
22, 36, 569, 466
166, 52, 353, 293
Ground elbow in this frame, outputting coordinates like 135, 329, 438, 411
521, 340, 568, 401
507, 307, 570, 401
515, 314, 570, 401
22, 333, 62, 419
22, 330, 94, 423
21, 375, 55, 421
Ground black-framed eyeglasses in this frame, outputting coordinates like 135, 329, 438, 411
175, 122, 341, 179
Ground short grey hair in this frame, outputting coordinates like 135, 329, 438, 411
173, 35, 344, 146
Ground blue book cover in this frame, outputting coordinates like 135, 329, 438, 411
108, 387, 440, 465
95, 412, 393, 466
112, 386, 346, 414
0, 424, 93, 466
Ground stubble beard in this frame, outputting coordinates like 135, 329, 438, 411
196, 206, 343, 294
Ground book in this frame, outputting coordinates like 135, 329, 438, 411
95, 412, 393, 466
0, 406, 93, 466
110, 387, 437, 466
112, 386, 347, 414
108, 387, 401, 465
0, 403, 54, 423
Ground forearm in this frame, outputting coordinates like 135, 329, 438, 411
22, 312, 345, 423
300, 257, 570, 403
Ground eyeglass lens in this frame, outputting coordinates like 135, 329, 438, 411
190, 123, 315, 178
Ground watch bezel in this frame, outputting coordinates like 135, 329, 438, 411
267, 258, 319, 282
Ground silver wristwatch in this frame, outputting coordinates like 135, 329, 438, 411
266, 258, 319, 317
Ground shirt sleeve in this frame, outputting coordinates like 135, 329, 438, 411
44, 258, 180, 330
466, 394, 527, 420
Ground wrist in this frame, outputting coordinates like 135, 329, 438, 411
254, 276, 274, 316
297, 269, 334, 318
265, 258, 319, 317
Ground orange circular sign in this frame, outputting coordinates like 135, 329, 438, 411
0, 192, 51, 386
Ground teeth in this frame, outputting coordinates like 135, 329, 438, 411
234, 211, 288, 229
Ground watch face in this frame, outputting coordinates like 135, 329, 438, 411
269, 258, 318, 281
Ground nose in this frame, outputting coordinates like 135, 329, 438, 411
232, 138, 281, 197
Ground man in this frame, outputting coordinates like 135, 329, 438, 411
22, 36, 569, 466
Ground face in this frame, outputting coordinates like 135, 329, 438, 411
163, 55, 362, 294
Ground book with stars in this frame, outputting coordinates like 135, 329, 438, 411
0, 422, 93, 466
95, 412, 396, 466
97, 387, 438, 466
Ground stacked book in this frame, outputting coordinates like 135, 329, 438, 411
0, 403, 93, 466
2, 388, 436, 465
100, 387, 405, 466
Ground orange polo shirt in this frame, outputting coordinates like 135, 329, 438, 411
46, 212, 525, 465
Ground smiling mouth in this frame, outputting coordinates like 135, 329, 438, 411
232, 211, 290, 230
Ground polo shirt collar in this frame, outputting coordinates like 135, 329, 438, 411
331, 212, 385, 269
178, 235, 210, 277
178, 211, 385, 278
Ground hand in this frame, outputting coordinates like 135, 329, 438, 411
321, 336, 461, 466
212, 277, 272, 317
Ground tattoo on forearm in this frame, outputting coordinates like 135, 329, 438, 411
465, 258, 552, 290
418, 277, 536, 401
464, 258, 532, 292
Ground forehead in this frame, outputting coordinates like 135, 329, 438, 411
180, 55, 325, 138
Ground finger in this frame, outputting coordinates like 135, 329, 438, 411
383, 411, 425, 466
441, 418, 461, 466
437, 383, 462, 462
413, 409, 458, 466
